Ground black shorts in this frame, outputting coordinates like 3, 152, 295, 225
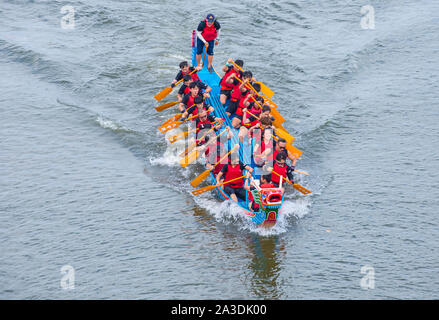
220, 90, 232, 99
226, 99, 239, 114
233, 114, 243, 121
224, 186, 247, 201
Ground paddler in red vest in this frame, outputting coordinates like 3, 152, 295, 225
193, 109, 222, 132
265, 153, 295, 188
273, 138, 298, 165
216, 153, 253, 203
238, 95, 264, 143
181, 96, 216, 121
177, 75, 212, 102
171, 61, 201, 87
229, 72, 259, 128
220, 59, 243, 106
244, 174, 282, 211
196, 14, 221, 73
179, 82, 205, 112
253, 127, 274, 167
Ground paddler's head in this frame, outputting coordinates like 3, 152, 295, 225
242, 71, 253, 82
183, 74, 193, 86
206, 14, 215, 27
234, 59, 244, 72
194, 96, 204, 109
252, 83, 261, 95
179, 61, 190, 74
189, 82, 199, 96
261, 174, 272, 185
198, 108, 208, 121
275, 152, 287, 167
229, 151, 240, 165
259, 116, 272, 129
276, 139, 287, 154
262, 105, 271, 117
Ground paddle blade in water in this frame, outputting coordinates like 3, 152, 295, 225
256, 81, 274, 99
285, 144, 302, 160
190, 169, 211, 188
275, 127, 295, 144
155, 100, 178, 112
158, 121, 181, 134
192, 185, 215, 196
180, 149, 198, 168
154, 86, 173, 102
293, 184, 311, 195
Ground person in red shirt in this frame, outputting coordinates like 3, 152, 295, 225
179, 82, 205, 112
265, 153, 295, 188
177, 75, 212, 102
196, 14, 221, 72
216, 155, 253, 202
252, 127, 274, 167
273, 138, 298, 165
171, 61, 201, 87
226, 71, 253, 119
220, 59, 243, 106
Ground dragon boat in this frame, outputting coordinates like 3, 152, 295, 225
155, 30, 310, 228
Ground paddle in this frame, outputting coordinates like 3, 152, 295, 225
271, 171, 311, 195
229, 59, 274, 98
234, 76, 285, 127
155, 100, 179, 112
154, 69, 197, 102
190, 144, 239, 187
192, 175, 246, 196
272, 135, 302, 160
158, 114, 198, 134
168, 128, 196, 144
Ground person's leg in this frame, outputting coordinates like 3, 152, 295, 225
232, 116, 242, 129
196, 38, 204, 67
207, 40, 214, 71
235, 188, 247, 202
224, 185, 238, 202
238, 126, 248, 144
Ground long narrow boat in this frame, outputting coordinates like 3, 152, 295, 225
157, 31, 307, 228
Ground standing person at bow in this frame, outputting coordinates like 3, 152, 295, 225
196, 14, 221, 73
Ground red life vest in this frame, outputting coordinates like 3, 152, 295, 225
184, 93, 199, 109
271, 162, 287, 184
230, 82, 243, 101
244, 104, 261, 127
196, 117, 212, 131
224, 164, 244, 188
261, 183, 276, 188
201, 19, 218, 41
183, 86, 191, 95
220, 68, 239, 91
182, 68, 200, 82
205, 142, 226, 175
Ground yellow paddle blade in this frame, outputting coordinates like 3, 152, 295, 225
161, 113, 182, 127
155, 100, 178, 112
270, 107, 285, 124
158, 121, 181, 134
293, 184, 311, 195
168, 130, 191, 143
274, 127, 295, 144
180, 149, 199, 168
154, 86, 173, 102
255, 81, 274, 99
192, 184, 216, 196
190, 169, 211, 188
285, 144, 302, 160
